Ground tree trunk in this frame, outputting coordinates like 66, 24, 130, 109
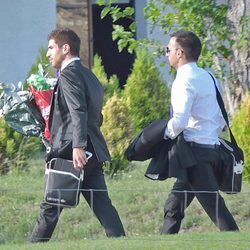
227, 0, 250, 113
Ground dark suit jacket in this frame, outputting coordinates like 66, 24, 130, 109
124, 119, 197, 182
48, 60, 111, 163
145, 134, 197, 182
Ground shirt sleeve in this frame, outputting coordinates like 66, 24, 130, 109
164, 77, 195, 139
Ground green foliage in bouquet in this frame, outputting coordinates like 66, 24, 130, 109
27, 47, 56, 80
123, 49, 171, 133
232, 92, 250, 181
0, 118, 43, 175
92, 54, 120, 103
27, 64, 53, 90
102, 94, 135, 176
0, 48, 55, 175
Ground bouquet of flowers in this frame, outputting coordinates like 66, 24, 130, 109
0, 64, 56, 149
0, 81, 45, 137
26, 64, 56, 141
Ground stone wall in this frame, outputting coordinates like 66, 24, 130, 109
56, 0, 91, 68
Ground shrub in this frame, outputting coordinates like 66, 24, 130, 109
231, 92, 250, 180
92, 54, 120, 103
102, 94, 135, 176
123, 49, 171, 133
0, 118, 43, 175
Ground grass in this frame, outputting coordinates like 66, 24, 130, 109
0, 233, 249, 250
0, 158, 250, 248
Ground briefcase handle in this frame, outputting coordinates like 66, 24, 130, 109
45, 158, 84, 181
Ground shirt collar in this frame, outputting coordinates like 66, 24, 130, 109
177, 62, 197, 73
61, 57, 80, 71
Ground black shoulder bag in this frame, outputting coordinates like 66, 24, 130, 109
44, 158, 84, 207
209, 72, 244, 194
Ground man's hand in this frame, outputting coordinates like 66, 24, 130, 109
73, 147, 88, 171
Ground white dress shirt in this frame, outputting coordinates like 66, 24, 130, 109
61, 57, 80, 71
164, 63, 225, 145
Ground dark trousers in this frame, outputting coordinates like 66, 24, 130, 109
161, 146, 239, 234
30, 165, 125, 242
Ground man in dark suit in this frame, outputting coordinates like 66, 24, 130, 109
30, 29, 125, 242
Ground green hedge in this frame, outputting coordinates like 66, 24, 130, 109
232, 92, 250, 180
102, 94, 135, 175
92, 54, 120, 103
100, 49, 171, 175
0, 118, 43, 175
123, 49, 170, 133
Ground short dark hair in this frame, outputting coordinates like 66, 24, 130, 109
170, 30, 202, 61
48, 28, 81, 56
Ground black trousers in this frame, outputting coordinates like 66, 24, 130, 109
161, 146, 239, 234
30, 165, 125, 242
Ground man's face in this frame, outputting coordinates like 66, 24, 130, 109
165, 37, 180, 69
47, 39, 65, 69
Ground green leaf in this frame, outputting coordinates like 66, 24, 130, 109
112, 11, 123, 22
123, 7, 134, 16
129, 22, 136, 32
101, 7, 111, 19
117, 39, 128, 52
97, 0, 106, 6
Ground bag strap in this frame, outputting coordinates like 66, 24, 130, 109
208, 72, 239, 148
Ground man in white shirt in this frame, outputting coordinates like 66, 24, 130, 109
162, 30, 239, 233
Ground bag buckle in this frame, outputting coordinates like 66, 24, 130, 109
234, 161, 244, 174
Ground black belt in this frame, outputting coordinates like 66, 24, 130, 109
188, 141, 219, 149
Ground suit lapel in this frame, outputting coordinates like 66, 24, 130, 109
48, 80, 59, 130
